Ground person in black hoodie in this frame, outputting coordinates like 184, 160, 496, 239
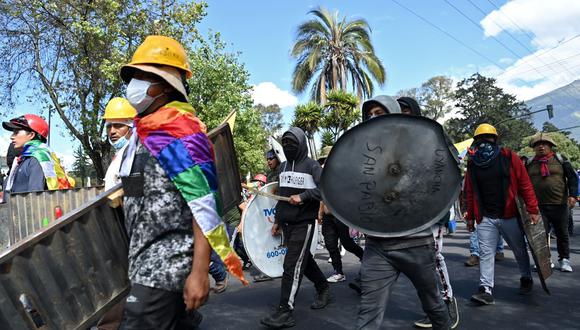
260, 127, 330, 329
355, 96, 451, 330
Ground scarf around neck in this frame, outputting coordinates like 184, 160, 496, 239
133, 101, 248, 285
6, 139, 73, 191
533, 152, 555, 177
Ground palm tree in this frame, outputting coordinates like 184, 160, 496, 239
321, 89, 360, 142
292, 102, 323, 158
291, 7, 386, 103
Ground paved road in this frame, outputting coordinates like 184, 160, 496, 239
200, 211, 580, 330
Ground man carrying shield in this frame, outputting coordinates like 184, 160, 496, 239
354, 96, 451, 330
464, 124, 539, 305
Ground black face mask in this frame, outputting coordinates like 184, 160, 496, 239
283, 144, 299, 160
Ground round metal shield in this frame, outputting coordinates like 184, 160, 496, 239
320, 114, 461, 238
241, 182, 319, 277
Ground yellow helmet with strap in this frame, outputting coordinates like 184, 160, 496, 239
123, 35, 192, 79
102, 97, 137, 120
474, 123, 498, 138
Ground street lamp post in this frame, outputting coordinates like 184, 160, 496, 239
496, 104, 554, 126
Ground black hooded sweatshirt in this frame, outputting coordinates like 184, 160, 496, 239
275, 127, 322, 225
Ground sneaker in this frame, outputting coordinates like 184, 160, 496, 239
532, 260, 555, 272
327, 273, 346, 283
518, 277, 533, 295
413, 315, 431, 328
447, 297, 459, 329
471, 286, 494, 305
254, 273, 273, 282
212, 275, 228, 294
243, 261, 253, 270
495, 252, 505, 262
559, 258, 573, 272
311, 285, 331, 309
465, 255, 479, 267
260, 307, 295, 329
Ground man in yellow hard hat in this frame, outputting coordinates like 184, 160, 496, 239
117, 35, 247, 329
103, 97, 136, 190
464, 123, 539, 306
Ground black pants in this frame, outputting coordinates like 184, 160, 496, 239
540, 204, 570, 259
356, 239, 450, 330
322, 214, 364, 274
569, 208, 574, 235
279, 222, 328, 310
119, 284, 200, 330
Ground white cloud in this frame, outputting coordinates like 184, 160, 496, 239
573, 111, 580, 120
251, 82, 298, 108
59, 153, 75, 172
477, 0, 580, 100
481, 0, 580, 48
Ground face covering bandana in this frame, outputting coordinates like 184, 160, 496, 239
282, 140, 299, 160
468, 140, 500, 167
126, 78, 161, 113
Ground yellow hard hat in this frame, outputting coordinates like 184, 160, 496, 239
474, 123, 498, 138
102, 97, 137, 120
121, 35, 192, 80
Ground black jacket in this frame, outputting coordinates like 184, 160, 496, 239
275, 127, 322, 224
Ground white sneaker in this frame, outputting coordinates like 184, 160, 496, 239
559, 258, 573, 272
327, 273, 346, 283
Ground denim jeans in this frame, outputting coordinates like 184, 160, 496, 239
469, 226, 504, 256
477, 217, 531, 290
209, 250, 227, 282
356, 238, 450, 330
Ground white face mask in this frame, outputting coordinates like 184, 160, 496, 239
126, 78, 161, 113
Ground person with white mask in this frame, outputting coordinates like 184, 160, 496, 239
103, 97, 136, 190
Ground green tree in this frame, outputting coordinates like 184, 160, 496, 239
0, 0, 207, 179
397, 75, 454, 121
320, 129, 334, 147
255, 104, 283, 138
70, 146, 96, 187
445, 73, 536, 150
321, 89, 359, 142
420, 76, 454, 121
291, 7, 386, 103
1, 1, 267, 178
519, 132, 580, 169
292, 102, 323, 157
187, 33, 267, 174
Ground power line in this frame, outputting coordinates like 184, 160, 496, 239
390, 0, 505, 69
441, 0, 579, 116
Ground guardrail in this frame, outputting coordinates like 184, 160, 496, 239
1, 187, 104, 248
0, 186, 129, 329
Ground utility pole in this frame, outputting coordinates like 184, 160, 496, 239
47, 103, 67, 147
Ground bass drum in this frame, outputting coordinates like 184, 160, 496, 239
241, 182, 319, 277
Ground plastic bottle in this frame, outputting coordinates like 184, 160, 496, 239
54, 206, 63, 219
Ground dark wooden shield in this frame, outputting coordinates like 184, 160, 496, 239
515, 197, 552, 294
208, 123, 242, 214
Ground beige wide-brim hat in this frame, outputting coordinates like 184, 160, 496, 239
120, 64, 188, 101
530, 132, 557, 148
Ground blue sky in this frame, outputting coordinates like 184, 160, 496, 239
5, 0, 580, 168
197, 0, 580, 125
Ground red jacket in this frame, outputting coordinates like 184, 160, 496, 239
464, 148, 539, 223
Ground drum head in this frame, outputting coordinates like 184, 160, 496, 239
320, 114, 461, 238
241, 182, 318, 277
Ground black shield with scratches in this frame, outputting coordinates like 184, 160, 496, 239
321, 114, 461, 237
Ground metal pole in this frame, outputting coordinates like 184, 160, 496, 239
48, 107, 52, 147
